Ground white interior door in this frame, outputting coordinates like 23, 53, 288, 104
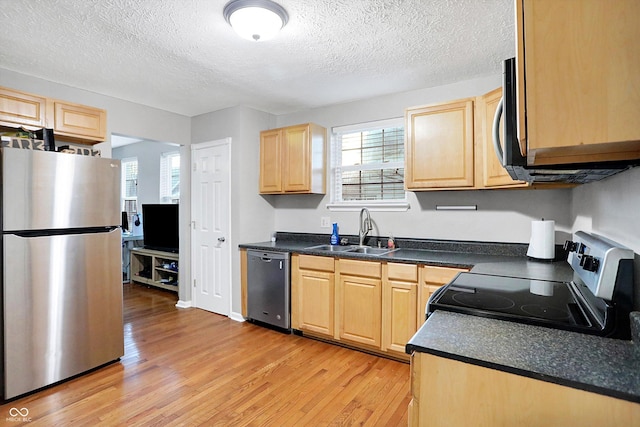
191, 139, 231, 315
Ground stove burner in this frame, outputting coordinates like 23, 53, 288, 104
451, 292, 515, 310
521, 304, 570, 320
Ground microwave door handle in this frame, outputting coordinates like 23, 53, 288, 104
492, 97, 505, 164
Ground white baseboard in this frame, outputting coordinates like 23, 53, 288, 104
229, 311, 246, 322
175, 300, 192, 308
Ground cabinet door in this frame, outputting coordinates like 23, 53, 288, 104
518, 0, 640, 165
382, 279, 417, 355
338, 275, 382, 347
52, 100, 106, 141
283, 124, 311, 192
418, 266, 467, 327
0, 86, 47, 128
259, 129, 283, 193
405, 99, 475, 189
297, 269, 335, 337
479, 88, 527, 188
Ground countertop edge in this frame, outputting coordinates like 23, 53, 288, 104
405, 345, 640, 404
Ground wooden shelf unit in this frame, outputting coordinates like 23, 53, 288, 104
130, 247, 179, 292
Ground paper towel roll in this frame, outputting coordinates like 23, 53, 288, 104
527, 219, 555, 260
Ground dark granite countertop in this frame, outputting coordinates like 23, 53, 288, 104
238, 232, 547, 268
406, 311, 640, 403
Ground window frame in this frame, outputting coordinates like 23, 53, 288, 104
327, 118, 409, 212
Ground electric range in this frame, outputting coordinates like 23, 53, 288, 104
428, 231, 634, 339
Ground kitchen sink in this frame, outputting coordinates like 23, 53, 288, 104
305, 244, 356, 252
347, 246, 396, 255
305, 244, 397, 256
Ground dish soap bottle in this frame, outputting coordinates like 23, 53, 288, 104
331, 223, 340, 245
387, 234, 395, 249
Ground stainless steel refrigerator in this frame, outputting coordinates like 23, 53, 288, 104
1, 147, 124, 400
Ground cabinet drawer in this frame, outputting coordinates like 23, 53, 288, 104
387, 263, 418, 282
298, 254, 334, 272
339, 259, 381, 278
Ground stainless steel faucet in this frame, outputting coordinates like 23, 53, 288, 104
359, 207, 372, 247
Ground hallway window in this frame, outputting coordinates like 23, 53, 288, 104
121, 157, 138, 227
160, 151, 180, 203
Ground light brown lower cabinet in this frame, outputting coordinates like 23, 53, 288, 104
337, 259, 382, 347
382, 263, 418, 356
287, 255, 466, 360
409, 352, 640, 427
291, 254, 335, 338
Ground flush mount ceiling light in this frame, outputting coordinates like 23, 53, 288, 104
223, 0, 289, 42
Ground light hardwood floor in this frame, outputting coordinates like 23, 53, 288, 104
1, 284, 410, 426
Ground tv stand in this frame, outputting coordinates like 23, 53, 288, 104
130, 247, 179, 292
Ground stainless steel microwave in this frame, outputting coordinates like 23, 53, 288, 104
492, 58, 635, 184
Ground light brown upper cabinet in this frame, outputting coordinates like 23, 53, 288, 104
405, 93, 527, 191
0, 87, 47, 128
259, 123, 326, 194
405, 99, 475, 190
516, 0, 640, 166
0, 86, 107, 144
50, 100, 106, 143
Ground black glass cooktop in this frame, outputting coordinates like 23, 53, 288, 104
430, 272, 595, 330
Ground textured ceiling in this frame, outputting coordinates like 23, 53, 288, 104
0, 0, 514, 117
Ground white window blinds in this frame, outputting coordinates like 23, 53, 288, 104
331, 118, 406, 207
121, 157, 138, 227
160, 151, 180, 203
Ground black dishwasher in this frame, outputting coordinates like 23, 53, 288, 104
247, 250, 290, 330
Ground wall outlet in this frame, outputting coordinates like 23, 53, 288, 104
320, 217, 331, 228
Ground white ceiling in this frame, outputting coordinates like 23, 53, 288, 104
0, 0, 514, 117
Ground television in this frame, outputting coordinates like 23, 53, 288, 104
121, 211, 129, 232
142, 204, 179, 253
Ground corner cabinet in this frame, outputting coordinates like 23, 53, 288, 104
0, 86, 107, 144
417, 265, 467, 328
516, 0, 640, 166
130, 248, 179, 293
259, 123, 327, 194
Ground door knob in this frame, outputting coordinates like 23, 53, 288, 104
218, 237, 226, 243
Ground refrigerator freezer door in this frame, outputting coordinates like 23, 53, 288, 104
1, 148, 121, 231
3, 228, 123, 399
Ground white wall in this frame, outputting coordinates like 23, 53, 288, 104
273, 75, 573, 244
